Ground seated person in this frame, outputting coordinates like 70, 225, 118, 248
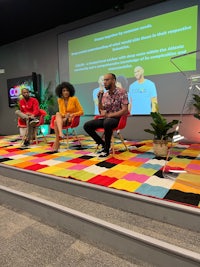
84, 73, 129, 158
15, 88, 40, 147
52, 82, 84, 151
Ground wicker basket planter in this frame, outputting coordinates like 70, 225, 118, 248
153, 139, 168, 157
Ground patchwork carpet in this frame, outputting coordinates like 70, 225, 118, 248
0, 134, 200, 209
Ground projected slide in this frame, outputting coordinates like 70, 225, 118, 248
68, 5, 198, 84
58, 1, 199, 115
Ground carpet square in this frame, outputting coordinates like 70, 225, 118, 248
110, 179, 141, 192
24, 164, 49, 171
96, 161, 117, 168
135, 184, 169, 198
69, 170, 96, 181
88, 175, 118, 186
100, 169, 127, 179
164, 189, 200, 206
123, 173, 150, 182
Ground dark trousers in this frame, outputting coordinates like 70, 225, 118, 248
84, 117, 120, 153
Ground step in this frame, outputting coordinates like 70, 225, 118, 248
1, 205, 150, 267
0, 173, 200, 267
1, 163, 200, 232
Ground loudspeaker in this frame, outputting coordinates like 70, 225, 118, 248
32, 72, 41, 97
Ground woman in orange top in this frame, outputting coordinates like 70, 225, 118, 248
52, 82, 84, 151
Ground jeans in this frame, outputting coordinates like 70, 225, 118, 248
84, 117, 120, 153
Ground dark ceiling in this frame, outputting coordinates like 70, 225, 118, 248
0, 0, 167, 47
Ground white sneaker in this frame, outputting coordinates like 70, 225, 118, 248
98, 151, 109, 158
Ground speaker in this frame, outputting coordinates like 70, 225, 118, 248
32, 72, 41, 97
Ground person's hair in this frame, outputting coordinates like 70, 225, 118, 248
55, 82, 75, 97
21, 88, 29, 93
116, 75, 128, 90
110, 73, 116, 80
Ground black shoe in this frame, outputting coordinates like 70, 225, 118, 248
21, 140, 30, 147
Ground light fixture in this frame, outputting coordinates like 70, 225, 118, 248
0, 68, 5, 74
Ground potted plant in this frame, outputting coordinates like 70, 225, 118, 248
190, 93, 200, 120
144, 112, 179, 157
32, 82, 57, 134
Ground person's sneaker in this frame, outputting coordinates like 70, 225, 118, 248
29, 119, 39, 126
96, 147, 105, 154
21, 140, 30, 147
98, 151, 109, 158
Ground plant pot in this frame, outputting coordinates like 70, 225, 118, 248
39, 124, 50, 136
153, 139, 168, 157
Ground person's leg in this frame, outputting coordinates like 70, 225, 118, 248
27, 125, 34, 142
84, 119, 105, 147
52, 112, 66, 151
103, 118, 120, 154
16, 110, 30, 144
15, 110, 29, 120
55, 112, 65, 138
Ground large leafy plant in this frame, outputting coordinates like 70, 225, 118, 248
31, 82, 57, 124
144, 112, 179, 140
191, 94, 200, 120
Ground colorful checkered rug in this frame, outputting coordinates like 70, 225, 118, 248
0, 134, 200, 208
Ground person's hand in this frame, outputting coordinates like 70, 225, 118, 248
65, 113, 70, 119
100, 110, 107, 117
97, 91, 104, 100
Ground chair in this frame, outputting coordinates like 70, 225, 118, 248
95, 112, 130, 155
17, 109, 47, 144
50, 115, 82, 148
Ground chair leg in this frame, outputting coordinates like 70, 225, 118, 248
66, 129, 69, 149
21, 128, 28, 145
34, 127, 38, 144
117, 130, 128, 151
72, 129, 82, 147
111, 134, 115, 155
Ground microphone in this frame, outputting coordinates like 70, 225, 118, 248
98, 90, 104, 102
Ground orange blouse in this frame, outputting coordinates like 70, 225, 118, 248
57, 96, 84, 117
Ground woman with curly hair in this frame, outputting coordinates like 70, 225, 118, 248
52, 82, 84, 151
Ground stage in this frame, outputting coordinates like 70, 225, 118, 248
0, 134, 200, 209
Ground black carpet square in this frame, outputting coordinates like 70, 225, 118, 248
164, 189, 200, 206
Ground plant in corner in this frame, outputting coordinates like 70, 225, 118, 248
191, 93, 200, 121
144, 111, 179, 157
33, 82, 57, 125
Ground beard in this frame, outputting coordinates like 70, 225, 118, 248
105, 84, 111, 90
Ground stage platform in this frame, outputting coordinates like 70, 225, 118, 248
0, 134, 200, 210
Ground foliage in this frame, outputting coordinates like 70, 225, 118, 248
191, 94, 200, 120
144, 112, 179, 141
31, 82, 57, 124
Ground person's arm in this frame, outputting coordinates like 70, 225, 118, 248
151, 97, 158, 112
106, 104, 128, 118
98, 91, 104, 114
72, 97, 84, 117
150, 82, 158, 112
58, 98, 66, 117
31, 98, 40, 116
